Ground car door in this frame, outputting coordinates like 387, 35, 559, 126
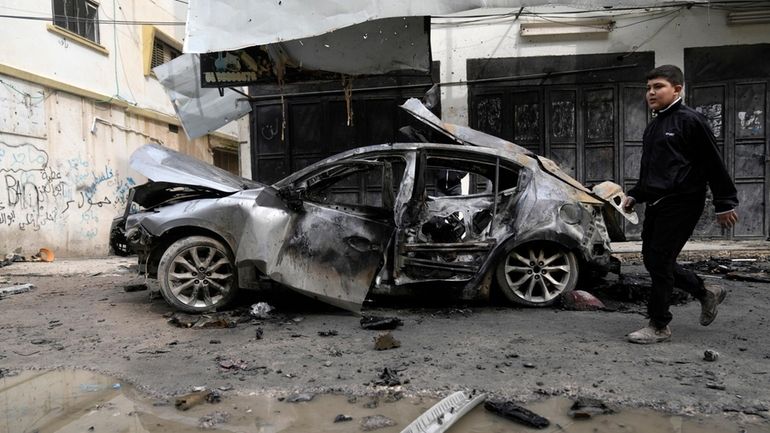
243, 155, 408, 312
392, 148, 520, 285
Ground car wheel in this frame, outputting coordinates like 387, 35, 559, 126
496, 242, 578, 307
158, 236, 237, 312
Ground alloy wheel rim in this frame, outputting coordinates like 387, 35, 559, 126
503, 246, 572, 303
168, 246, 233, 308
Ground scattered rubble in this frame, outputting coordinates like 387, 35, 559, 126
318, 330, 338, 337
373, 332, 401, 350
198, 411, 230, 429
704, 349, 720, 362
360, 414, 397, 431
285, 393, 315, 403
0, 283, 35, 298
360, 316, 403, 330
2, 248, 54, 266
168, 312, 238, 329
333, 414, 353, 422
217, 358, 248, 371
484, 400, 550, 429
568, 397, 614, 419
373, 367, 405, 386
175, 390, 221, 411
249, 302, 274, 318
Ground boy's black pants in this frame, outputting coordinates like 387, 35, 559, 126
641, 193, 708, 328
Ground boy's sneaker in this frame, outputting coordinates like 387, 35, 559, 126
627, 323, 672, 344
700, 285, 726, 326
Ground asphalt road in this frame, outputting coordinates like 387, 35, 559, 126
0, 257, 768, 424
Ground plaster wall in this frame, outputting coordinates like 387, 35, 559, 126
0, 75, 232, 257
432, 6, 770, 125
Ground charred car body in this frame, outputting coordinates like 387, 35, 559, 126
111, 99, 637, 313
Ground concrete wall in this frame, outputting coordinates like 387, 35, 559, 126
0, 1, 249, 257
432, 5, 770, 125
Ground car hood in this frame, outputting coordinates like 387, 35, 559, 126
130, 143, 263, 193
399, 98, 638, 224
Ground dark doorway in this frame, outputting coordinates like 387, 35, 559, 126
686, 44, 770, 239
468, 52, 654, 239
248, 67, 439, 185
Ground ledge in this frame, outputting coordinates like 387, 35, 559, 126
47, 24, 110, 56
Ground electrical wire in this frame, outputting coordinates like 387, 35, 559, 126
0, 14, 185, 25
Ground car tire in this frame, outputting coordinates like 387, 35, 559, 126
496, 242, 578, 307
158, 236, 238, 313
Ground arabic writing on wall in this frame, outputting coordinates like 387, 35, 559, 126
0, 141, 134, 235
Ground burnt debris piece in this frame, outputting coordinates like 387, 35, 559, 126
168, 312, 238, 329
361, 316, 403, 330
568, 397, 614, 419
484, 400, 550, 429
374, 367, 405, 386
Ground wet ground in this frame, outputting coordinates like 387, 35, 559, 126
1, 257, 769, 432
2, 369, 766, 433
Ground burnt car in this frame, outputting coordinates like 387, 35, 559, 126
111, 99, 637, 313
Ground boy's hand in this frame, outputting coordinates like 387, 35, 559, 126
716, 209, 738, 228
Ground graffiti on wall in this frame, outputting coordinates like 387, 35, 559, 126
0, 141, 134, 234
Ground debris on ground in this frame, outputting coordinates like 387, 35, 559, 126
198, 411, 230, 429
704, 349, 720, 362
168, 312, 238, 329
373, 332, 401, 351
725, 272, 770, 283
285, 392, 315, 403
484, 400, 550, 429
400, 390, 486, 433
318, 330, 338, 337
0, 283, 35, 298
334, 414, 353, 422
360, 414, 397, 431
205, 390, 221, 403
2, 247, 54, 264
123, 282, 148, 292
217, 358, 248, 371
373, 367, 406, 386
587, 273, 690, 313
175, 390, 221, 411
568, 397, 614, 419
249, 302, 274, 318
255, 327, 263, 339
361, 315, 403, 330
561, 290, 606, 311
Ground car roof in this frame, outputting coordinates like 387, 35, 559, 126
274, 142, 537, 187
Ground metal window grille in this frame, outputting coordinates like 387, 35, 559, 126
151, 38, 182, 69
52, 0, 100, 43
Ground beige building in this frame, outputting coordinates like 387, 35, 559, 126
0, 0, 251, 257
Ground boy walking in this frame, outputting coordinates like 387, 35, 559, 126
622, 65, 739, 344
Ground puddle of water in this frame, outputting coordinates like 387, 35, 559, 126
0, 370, 766, 433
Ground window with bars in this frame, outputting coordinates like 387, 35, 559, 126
151, 37, 182, 69
52, 0, 100, 43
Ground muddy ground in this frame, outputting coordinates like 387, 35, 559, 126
1, 257, 769, 425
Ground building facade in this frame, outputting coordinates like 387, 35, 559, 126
247, 4, 769, 240
0, 0, 251, 257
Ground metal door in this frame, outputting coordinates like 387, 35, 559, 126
689, 81, 769, 238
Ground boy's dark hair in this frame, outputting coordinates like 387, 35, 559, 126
646, 64, 683, 86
